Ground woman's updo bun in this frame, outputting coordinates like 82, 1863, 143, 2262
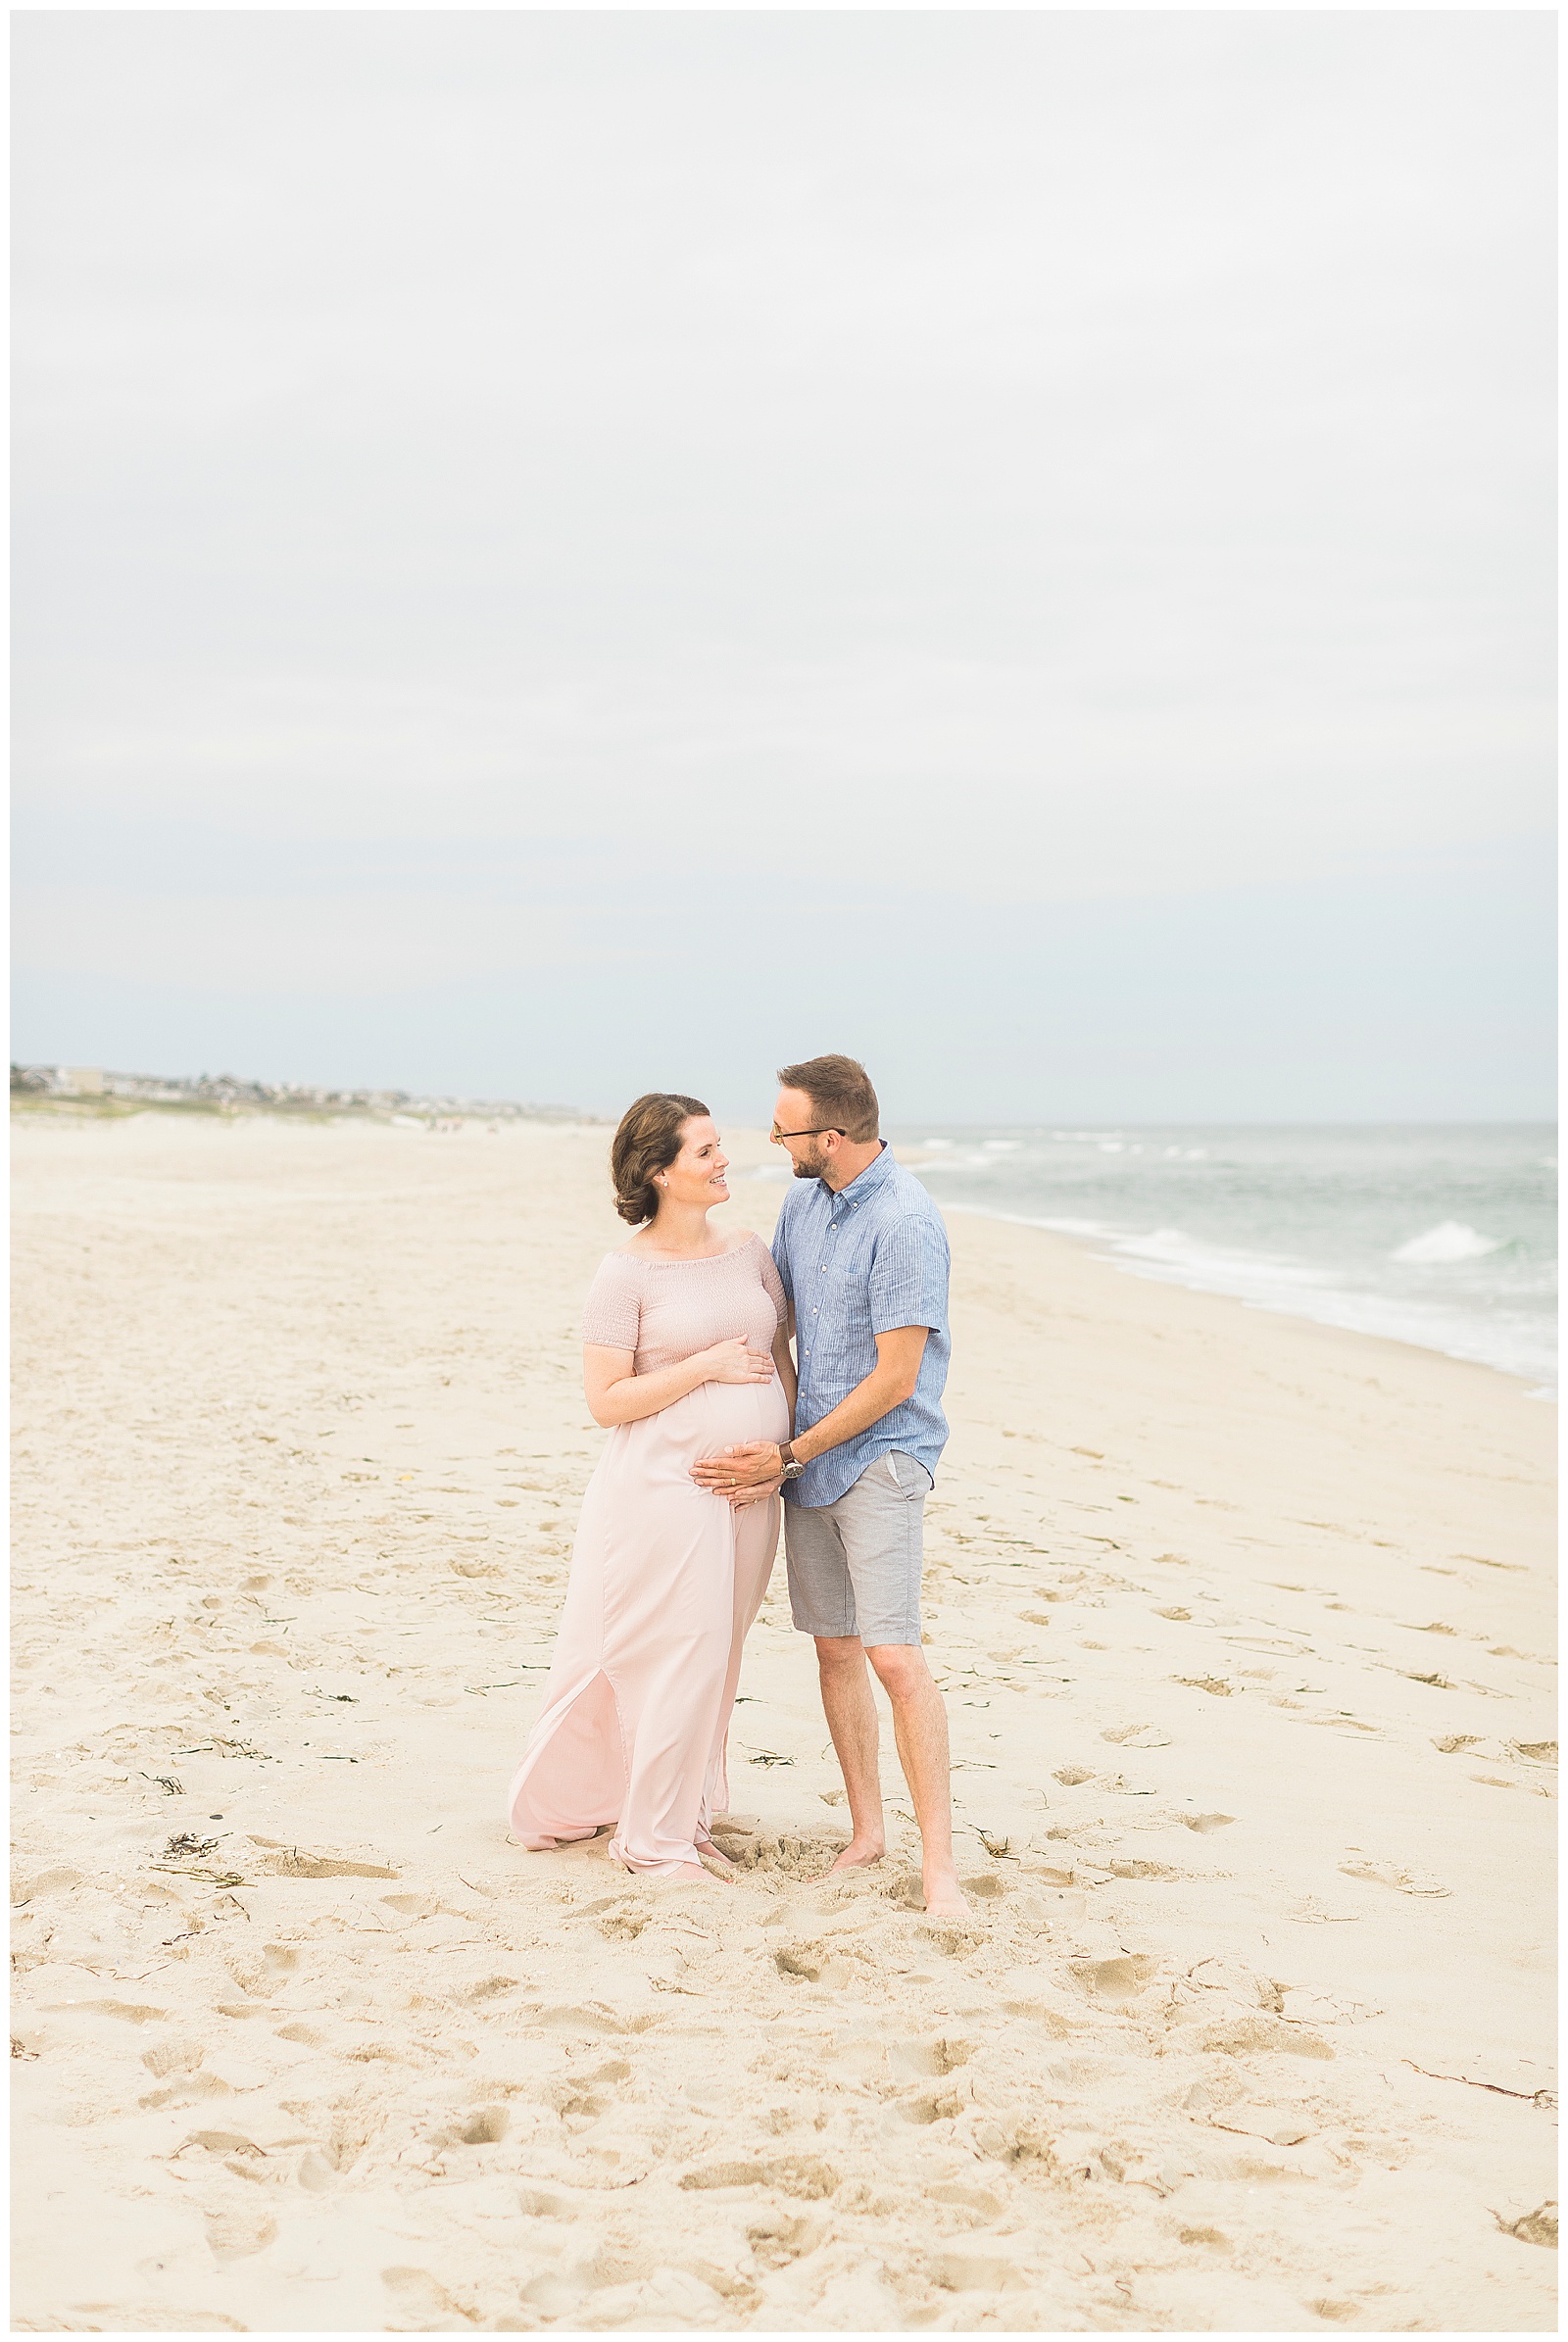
610, 1093, 710, 1226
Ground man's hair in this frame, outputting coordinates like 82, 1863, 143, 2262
776, 1054, 880, 1145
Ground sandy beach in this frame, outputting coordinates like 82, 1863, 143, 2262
11, 1111, 1556, 2334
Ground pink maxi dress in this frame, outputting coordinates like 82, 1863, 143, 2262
506, 1236, 789, 1876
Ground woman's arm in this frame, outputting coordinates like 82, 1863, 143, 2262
583, 1339, 772, 1429
771, 1319, 799, 1423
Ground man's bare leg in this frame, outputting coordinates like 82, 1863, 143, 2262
865, 1643, 969, 1916
813, 1635, 886, 1872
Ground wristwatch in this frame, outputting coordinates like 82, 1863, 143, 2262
778, 1440, 807, 1484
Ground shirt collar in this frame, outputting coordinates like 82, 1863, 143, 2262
822, 1141, 895, 1208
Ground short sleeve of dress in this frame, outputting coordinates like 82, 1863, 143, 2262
756, 1240, 788, 1326
582, 1256, 641, 1350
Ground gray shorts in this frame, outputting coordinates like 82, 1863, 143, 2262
784, 1451, 933, 1648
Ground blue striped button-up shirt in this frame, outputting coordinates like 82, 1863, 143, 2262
771, 1144, 951, 1509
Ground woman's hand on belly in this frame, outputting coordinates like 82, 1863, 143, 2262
700, 1339, 777, 1387
727, 1477, 782, 1510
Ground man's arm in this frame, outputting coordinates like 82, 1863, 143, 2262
690, 1325, 928, 1491
790, 1325, 926, 1463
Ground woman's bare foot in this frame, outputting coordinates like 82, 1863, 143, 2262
667, 1861, 726, 1884
695, 1834, 736, 1868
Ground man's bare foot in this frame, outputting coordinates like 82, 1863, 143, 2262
810, 1836, 885, 1883
921, 1873, 971, 1918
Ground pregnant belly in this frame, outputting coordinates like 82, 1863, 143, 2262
600, 1375, 792, 1490
692, 1376, 791, 1457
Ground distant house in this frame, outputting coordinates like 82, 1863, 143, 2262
54, 1068, 104, 1096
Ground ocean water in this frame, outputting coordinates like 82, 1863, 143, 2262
887, 1124, 1558, 1393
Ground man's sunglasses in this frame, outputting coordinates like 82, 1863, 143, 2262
769, 1124, 845, 1144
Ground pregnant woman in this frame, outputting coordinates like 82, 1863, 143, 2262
507, 1094, 795, 1880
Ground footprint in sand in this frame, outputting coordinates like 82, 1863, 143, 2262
1339, 1858, 1450, 1897
1070, 1953, 1159, 2002
887, 2034, 975, 2079
919, 1916, 989, 1954
382, 2270, 473, 2325
248, 1836, 398, 1880
205, 2206, 279, 2261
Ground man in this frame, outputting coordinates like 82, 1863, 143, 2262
690, 1054, 968, 1919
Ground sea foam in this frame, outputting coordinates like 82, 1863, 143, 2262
898, 1124, 1555, 1391
1393, 1222, 1502, 1265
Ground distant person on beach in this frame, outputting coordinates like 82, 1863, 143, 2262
690, 1054, 968, 1919
506, 1094, 794, 1879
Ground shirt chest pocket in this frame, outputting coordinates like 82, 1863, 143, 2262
804, 1244, 872, 1335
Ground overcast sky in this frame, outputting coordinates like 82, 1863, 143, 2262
13, 12, 1554, 1121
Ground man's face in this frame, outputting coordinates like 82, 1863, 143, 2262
772, 1087, 834, 1182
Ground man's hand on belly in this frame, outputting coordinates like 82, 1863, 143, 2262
690, 1439, 781, 1494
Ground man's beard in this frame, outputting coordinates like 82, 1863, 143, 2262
792, 1141, 832, 1181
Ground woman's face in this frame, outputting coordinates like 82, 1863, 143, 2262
660, 1116, 729, 1211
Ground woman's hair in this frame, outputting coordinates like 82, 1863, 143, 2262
775, 1053, 880, 1144
610, 1093, 710, 1226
